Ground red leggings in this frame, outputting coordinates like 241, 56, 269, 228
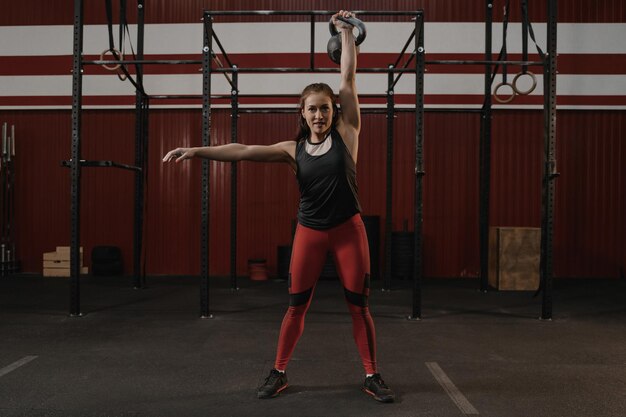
274, 214, 377, 374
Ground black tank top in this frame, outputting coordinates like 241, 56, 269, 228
295, 128, 361, 230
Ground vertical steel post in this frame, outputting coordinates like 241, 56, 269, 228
201, 13, 213, 318
70, 0, 84, 317
479, 0, 494, 292
540, 0, 558, 320
230, 66, 239, 290
133, 0, 146, 289
383, 65, 394, 291
310, 15, 316, 70
410, 11, 425, 320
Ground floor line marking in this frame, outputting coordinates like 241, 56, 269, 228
426, 361, 480, 416
0, 356, 38, 378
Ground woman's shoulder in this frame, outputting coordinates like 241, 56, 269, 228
332, 122, 355, 143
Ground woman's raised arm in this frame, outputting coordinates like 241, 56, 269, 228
335, 10, 360, 133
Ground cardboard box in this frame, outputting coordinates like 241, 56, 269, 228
55, 246, 83, 254
43, 267, 88, 277
43, 252, 83, 263
43, 260, 70, 268
488, 227, 540, 291
43, 247, 86, 277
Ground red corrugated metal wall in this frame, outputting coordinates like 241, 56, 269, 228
2, 0, 625, 278
2, 0, 625, 24
4, 109, 624, 278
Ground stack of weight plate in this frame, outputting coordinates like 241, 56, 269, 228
91, 246, 123, 276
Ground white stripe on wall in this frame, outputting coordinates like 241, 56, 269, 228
1, 73, 624, 97
1, 23, 625, 56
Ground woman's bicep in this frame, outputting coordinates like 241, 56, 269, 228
244, 141, 296, 165
339, 80, 361, 131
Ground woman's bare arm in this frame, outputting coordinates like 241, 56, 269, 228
163, 141, 297, 171
332, 10, 361, 162
336, 11, 360, 133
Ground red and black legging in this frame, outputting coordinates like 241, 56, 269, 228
274, 213, 377, 375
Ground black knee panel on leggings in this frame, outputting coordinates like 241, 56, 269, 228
344, 287, 368, 308
289, 287, 313, 307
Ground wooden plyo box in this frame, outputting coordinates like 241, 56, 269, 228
43, 246, 87, 277
42, 267, 88, 277
488, 227, 540, 291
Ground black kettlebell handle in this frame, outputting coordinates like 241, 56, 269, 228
328, 15, 367, 46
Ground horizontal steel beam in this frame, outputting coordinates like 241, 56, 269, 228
426, 59, 544, 66
236, 107, 482, 114
149, 93, 415, 100
86, 60, 544, 69
204, 10, 422, 16
84, 60, 202, 65
86, 61, 418, 73
61, 160, 142, 172
210, 67, 417, 73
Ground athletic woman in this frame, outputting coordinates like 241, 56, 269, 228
163, 10, 394, 403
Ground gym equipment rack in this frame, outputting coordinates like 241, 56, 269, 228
69, 3, 558, 321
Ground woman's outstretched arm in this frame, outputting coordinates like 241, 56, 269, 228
163, 141, 296, 170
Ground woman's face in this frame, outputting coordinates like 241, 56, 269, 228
301, 92, 334, 136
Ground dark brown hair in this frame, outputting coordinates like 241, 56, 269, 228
294, 83, 339, 141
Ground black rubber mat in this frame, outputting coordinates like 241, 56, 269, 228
1, 275, 625, 416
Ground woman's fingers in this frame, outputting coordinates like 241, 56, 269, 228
333, 10, 355, 30
163, 148, 185, 162
176, 150, 190, 163
162, 149, 176, 162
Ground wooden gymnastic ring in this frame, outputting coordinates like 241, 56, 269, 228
493, 82, 516, 104
99, 48, 123, 71
512, 71, 537, 95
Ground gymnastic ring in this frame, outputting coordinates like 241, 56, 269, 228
99, 48, 123, 71
512, 71, 537, 95
493, 82, 516, 104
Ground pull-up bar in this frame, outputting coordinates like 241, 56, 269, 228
204, 10, 421, 16
85, 59, 544, 68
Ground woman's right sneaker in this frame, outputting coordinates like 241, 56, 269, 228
257, 369, 288, 399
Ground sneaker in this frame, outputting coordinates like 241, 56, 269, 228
363, 373, 395, 403
257, 369, 288, 399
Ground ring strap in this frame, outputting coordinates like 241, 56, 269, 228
521, 0, 546, 68
104, 0, 146, 96
500, 0, 511, 82
521, 0, 529, 73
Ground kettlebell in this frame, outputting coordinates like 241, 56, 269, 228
327, 15, 367, 65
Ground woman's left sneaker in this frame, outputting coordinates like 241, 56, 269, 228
363, 373, 395, 402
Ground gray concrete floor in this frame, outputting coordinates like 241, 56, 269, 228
1, 275, 625, 417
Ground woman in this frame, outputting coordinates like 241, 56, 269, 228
163, 10, 394, 403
